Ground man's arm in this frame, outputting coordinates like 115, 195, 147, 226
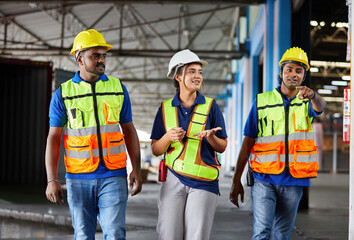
45, 127, 64, 205
229, 136, 255, 208
310, 91, 326, 113
296, 86, 326, 112
121, 122, 142, 196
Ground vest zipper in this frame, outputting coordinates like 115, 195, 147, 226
91, 82, 105, 165
284, 100, 289, 169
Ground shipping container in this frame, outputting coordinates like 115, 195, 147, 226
0, 57, 52, 185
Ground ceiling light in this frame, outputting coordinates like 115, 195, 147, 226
320, 21, 325, 27
310, 67, 319, 72
342, 75, 350, 81
28, 2, 38, 8
331, 81, 348, 86
336, 22, 348, 28
323, 85, 338, 90
322, 97, 344, 102
310, 21, 318, 26
318, 89, 332, 94
333, 113, 341, 118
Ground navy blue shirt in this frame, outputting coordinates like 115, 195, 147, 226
49, 71, 132, 179
244, 86, 322, 186
150, 92, 227, 195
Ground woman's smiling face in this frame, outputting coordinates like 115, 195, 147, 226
176, 63, 203, 92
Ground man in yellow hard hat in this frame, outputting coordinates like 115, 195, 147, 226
45, 29, 142, 239
230, 47, 326, 239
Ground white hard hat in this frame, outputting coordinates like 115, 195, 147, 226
167, 49, 208, 79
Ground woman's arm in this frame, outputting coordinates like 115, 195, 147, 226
151, 127, 186, 156
192, 127, 227, 153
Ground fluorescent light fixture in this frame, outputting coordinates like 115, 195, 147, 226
318, 89, 332, 94
331, 81, 348, 86
310, 67, 319, 72
322, 96, 344, 102
333, 113, 341, 118
323, 85, 338, 90
342, 75, 350, 81
336, 22, 349, 28
310, 21, 318, 26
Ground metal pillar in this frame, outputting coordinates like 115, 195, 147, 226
349, 0, 354, 238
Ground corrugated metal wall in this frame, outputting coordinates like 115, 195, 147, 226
0, 57, 52, 185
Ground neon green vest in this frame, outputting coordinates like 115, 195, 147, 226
61, 76, 127, 173
250, 88, 318, 178
162, 97, 220, 181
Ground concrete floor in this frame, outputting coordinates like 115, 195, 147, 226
0, 172, 349, 240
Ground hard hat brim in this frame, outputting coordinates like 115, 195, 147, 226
167, 60, 208, 79
70, 43, 113, 56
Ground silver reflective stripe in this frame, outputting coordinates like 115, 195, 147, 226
289, 154, 317, 163
67, 149, 93, 159
255, 134, 285, 144
251, 153, 316, 164
288, 132, 314, 141
109, 145, 126, 155
66, 146, 125, 159
64, 125, 121, 137
256, 131, 314, 144
251, 153, 286, 163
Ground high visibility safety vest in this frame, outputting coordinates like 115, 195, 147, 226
250, 88, 319, 178
162, 97, 221, 181
61, 76, 127, 174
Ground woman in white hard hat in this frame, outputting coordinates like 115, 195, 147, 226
150, 49, 228, 240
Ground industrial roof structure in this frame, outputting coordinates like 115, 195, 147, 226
0, 0, 349, 132
0, 1, 266, 132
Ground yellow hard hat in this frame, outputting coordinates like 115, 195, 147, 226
279, 47, 309, 71
70, 29, 112, 56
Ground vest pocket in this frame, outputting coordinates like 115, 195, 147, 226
262, 110, 284, 136
66, 137, 94, 173
103, 100, 120, 124
106, 132, 126, 169
292, 144, 319, 177
251, 142, 283, 174
68, 101, 94, 129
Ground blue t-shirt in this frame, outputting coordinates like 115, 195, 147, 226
49, 71, 132, 179
244, 86, 322, 187
150, 92, 227, 195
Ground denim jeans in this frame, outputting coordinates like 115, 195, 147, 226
66, 176, 128, 240
251, 178, 303, 240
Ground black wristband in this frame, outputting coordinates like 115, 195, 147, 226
310, 91, 316, 99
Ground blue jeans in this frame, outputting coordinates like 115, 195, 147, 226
251, 179, 303, 240
66, 176, 128, 240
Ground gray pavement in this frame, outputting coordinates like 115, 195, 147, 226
0, 172, 349, 239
